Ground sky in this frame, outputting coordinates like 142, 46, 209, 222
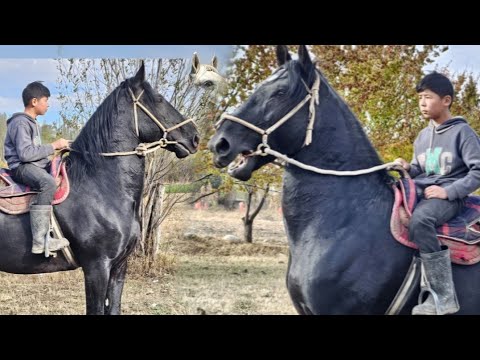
431, 45, 480, 76
0, 45, 479, 124
0, 45, 234, 124
0, 45, 234, 63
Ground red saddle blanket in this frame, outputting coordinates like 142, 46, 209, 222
391, 178, 480, 265
0, 155, 70, 215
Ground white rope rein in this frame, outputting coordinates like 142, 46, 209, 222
264, 148, 403, 176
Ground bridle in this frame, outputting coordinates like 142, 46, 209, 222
216, 70, 320, 156
215, 70, 403, 176
71, 87, 196, 157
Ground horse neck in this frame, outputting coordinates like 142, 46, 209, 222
69, 106, 146, 203
295, 86, 382, 174
215, 79, 228, 97
101, 152, 145, 203
282, 89, 394, 239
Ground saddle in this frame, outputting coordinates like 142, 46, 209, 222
391, 177, 480, 265
0, 155, 70, 215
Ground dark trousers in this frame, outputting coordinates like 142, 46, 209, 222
10, 163, 56, 205
409, 197, 465, 253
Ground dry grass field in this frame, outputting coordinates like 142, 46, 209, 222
0, 205, 296, 315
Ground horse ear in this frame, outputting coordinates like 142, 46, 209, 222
191, 52, 200, 74
276, 45, 292, 66
298, 45, 313, 72
134, 61, 145, 85
211, 55, 218, 69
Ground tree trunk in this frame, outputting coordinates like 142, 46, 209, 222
242, 184, 270, 244
152, 185, 165, 257
244, 219, 253, 243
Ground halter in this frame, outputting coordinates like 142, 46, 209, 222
74, 87, 196, 157
216, 70, 320, 153
216, 70, 403, 176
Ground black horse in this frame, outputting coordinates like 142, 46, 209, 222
208, 45, 480, 314
0, 63, 199, 315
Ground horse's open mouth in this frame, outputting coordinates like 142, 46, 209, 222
227, 151, 255, 180
172, 142, 192, 158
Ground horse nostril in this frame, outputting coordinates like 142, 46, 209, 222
193, 135, 200, 148
215, 138, 230, 155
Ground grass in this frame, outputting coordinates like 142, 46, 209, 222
0, 205, 296, 315
174, 255, 294, 315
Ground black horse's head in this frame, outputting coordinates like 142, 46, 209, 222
69, 61, 201, 182
127, 62, 200, 158
208, 45, 317, 180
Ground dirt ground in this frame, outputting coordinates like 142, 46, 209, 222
0, 205, 297, 315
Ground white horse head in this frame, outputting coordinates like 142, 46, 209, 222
190, 52, 227, 96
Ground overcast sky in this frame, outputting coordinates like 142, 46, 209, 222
0, 45, 478, 124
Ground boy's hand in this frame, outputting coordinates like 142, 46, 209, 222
394, 158, 411, 171
52, 138, 70, 150
424, 185, 448, 199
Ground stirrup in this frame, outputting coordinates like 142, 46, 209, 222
44, 235, 58, 258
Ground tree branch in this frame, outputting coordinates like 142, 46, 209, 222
249, 184, 270, 220
188, 190, 218, 205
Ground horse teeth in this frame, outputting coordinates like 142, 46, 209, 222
228, 154, 248, 171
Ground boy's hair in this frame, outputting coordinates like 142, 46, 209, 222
22, 81, 50, 107
416, 71, 454, 108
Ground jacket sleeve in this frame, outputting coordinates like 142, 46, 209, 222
409, 138, 423, 178
444, 135, 480, 200
409, 154, 423, 178
12, 121, 54, 163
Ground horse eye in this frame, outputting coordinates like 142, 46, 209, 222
203, 81, 214, 87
